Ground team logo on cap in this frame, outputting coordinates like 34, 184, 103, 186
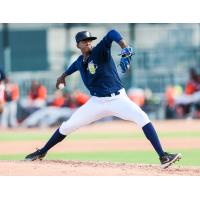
87, 60, 98, 75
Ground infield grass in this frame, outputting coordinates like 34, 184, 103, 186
1, 130, 200, 166
0, 131, 200, 141
0, 149, 200, 166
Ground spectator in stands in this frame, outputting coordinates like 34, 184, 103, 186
62, 92, 77, 108
20, 90, 89, 128
0, 76, 20, 128
165, 85, 183, 119
72, 90, 89, 107
175, 68, 200, 118
185, 68, 200, 94
28, 80, 47, 108
49, 90, 65, 107
19, 80, 47, 120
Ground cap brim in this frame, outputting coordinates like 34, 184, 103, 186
81, 37, 97, 41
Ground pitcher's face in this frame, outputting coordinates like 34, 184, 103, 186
77, 40, 93, 54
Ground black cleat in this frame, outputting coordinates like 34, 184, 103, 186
160, 152, 182, 169
25, 149, 47, 161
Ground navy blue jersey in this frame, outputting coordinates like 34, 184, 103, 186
64, 29, 124, 97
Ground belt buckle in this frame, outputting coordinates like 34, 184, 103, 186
111, 93, 115, 97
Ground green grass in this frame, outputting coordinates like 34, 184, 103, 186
0, 131, 200, 141
1, 149, 200, 166
1, 130, 200, 166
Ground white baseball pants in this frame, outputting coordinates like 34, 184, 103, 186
59, 88, 150, 135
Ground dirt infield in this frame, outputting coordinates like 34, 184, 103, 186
0, 120, 200, 175
1, 160, 200, 176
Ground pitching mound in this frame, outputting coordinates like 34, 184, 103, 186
1, 160, 200, 176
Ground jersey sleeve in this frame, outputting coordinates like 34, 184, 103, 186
93, 30, 123, 61
102, 29, 123, 48
64, 60, 78, 76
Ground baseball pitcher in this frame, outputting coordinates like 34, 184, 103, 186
25, 29, 181, 168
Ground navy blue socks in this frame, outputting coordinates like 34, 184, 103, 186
40, 128, 66, 154
142, 122, 164, 157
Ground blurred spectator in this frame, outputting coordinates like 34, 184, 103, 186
20, 90, 89, 128
19, 80, 47, 120
175, 68, 200, 118
185, 68, 200, 94
0, 77, 20, 128
165, 85, 183, 119
72, 90, 89, 107
62, 92, 77, 108
28, 80, 47, 107
48, 90, 65, 107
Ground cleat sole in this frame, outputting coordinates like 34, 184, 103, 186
161, 153, 182, 169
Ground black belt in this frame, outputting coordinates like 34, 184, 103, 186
94, 91, 120, 97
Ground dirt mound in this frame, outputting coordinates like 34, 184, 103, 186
1, 160, 200, 176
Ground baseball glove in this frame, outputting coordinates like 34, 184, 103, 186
119, 47, 135, 73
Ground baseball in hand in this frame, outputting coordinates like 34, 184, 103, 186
58, 83, 65, 90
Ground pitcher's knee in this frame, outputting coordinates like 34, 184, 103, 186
135, 111, 151, 128
59, 121, 79, 135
